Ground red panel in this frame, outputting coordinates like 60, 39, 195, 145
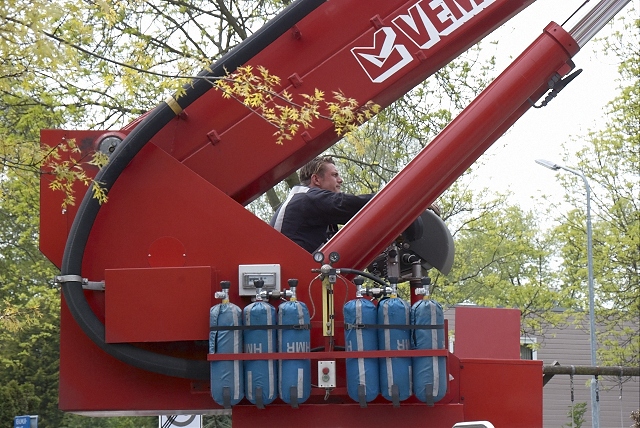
79, 143, 316, 282
454, 306, 521, 360
58, 143, 322, 411
459, 359, 543, 427
232, 403, 465, 428
59, 295, 217, 413
105, 266, 213, 343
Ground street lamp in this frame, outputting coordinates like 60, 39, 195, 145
535, 158, 599, 428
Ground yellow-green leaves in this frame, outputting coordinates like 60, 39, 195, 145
214, 66, 380, 144
41, 138, 108, 208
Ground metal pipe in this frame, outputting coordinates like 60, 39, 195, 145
536, 159, 599, 427
569, 0, 631, 48
542, 364, 639, 388
543, 365, 640, 377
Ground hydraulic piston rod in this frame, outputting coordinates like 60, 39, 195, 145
323, 22, 580, 269
569, 0, 631, 48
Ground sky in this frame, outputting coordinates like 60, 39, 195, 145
465, 0, 637, 211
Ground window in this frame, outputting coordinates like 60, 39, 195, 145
520, 336, 537, 360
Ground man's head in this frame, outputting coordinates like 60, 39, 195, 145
299, 156, 343, 193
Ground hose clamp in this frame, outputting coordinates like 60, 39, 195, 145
55, 275, 105, 290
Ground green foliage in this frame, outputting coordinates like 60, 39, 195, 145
1, 3, 67, 423
203, 414, 232, 428
59, 414, 157, 428
0, 381, 40, 425
0, 169, 62, 427
0, 297, 62, 427
631, 409, 640, 428
436, 194, 572, 336
215, 65, 380, 144
563, 401, 587, 428
3, 0, 287, 131
553, 13, 639, 367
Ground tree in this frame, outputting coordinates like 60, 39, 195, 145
0, 295, 62, 427
0, 172, 62, 427
58, 414, 156, 428
1, 1, 286, 425
563, 402, 588, 428
2, 0, 289, 130
203, 414, 232, 428
435, 193, 573, 337
553, 13, 639, 367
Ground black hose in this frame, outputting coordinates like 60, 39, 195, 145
337, 268, 388, 287
60, 0, 327, 380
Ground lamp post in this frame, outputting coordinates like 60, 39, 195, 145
535, 159, 599, 428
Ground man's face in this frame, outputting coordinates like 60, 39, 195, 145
312, 163, 343, 193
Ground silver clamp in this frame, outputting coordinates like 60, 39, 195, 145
55, 275, 105, 290
55, 274, 83, 284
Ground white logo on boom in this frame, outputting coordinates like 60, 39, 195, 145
352, 0, 496, 82
351, 27, 413, 84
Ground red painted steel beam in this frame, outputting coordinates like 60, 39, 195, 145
145, 0, 538, 205
323, 22, 580, 269
232, 403, 466, 427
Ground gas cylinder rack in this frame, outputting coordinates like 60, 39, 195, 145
207, 251, 452, 408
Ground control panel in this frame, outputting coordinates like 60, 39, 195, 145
238, 264, 281, 296
317, 360, 336, 388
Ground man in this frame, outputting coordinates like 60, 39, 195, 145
270, 156, 373, 253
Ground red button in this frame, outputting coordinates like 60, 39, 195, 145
322, 367, 330, 374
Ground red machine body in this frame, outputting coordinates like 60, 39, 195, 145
40, 0, 583, 425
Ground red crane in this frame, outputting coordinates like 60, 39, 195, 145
40, 0, 629, 426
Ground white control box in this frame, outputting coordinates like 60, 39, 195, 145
318, 360, 336, 388
238, 264, 281, 297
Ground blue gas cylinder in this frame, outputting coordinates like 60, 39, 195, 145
277, 298, 311, 405
378, 296, 412, 402
209, 293, 244, 407
344, 297, 380, 403
243, 300, 278, 407
411, 298, 447, 404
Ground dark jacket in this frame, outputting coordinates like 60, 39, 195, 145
270, 186, 373, 253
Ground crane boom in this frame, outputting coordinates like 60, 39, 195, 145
38, 0, 630, 424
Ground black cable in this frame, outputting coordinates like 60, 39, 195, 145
562, 0, 590, 27
337, 267, 387, 287
530, 69, 583, 109
60, 0, 327, 381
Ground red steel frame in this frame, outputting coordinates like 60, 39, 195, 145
39, 0, 580, 424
